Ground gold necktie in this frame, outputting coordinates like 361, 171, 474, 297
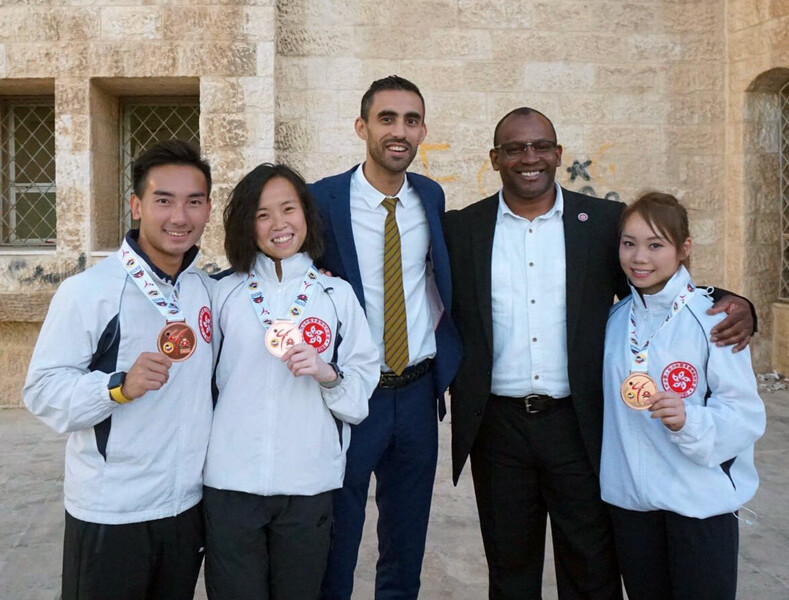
382, 197, 409, 376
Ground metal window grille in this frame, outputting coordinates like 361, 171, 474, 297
780, 82, 789, 300
0, 98, 56, 246
119, 98, 200, 237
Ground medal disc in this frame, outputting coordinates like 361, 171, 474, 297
265, 320, 302, 357
157, 322, 197, 362
620, 372, 657, 410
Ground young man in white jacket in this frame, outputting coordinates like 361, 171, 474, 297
23, 140, 215, 600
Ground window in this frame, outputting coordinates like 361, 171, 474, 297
0, 98, 56, 246
119, 98, 200, 236
780, 81, 789, 300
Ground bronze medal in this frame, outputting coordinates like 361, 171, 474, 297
620, 372, 657, 410
265, 319, 302, 357
157, 322, 197, 362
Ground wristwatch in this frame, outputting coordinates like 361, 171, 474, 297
321, 362, 344, 389
108, 371, 132, 404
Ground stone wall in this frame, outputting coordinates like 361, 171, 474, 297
725, 0, 789, 371
1, 0, 787, 406
0, 0, 276, 406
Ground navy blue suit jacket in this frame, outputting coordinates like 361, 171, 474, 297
309, 165, 461, 419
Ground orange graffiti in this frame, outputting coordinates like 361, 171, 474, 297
419, 143, 456, 184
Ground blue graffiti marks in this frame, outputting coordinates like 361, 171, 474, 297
567, 160, 592, 182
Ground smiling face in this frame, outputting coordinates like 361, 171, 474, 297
355, 89, 427, 180
491, 112, 562, 208
619, 212, 691, 296
130, 164, 211, 276
254, 176, 308, 261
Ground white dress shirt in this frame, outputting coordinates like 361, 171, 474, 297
350, 165, 436, 371
490, 182, 571, 398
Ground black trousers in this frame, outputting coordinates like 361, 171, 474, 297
203, 486, 333, 600
62, 503, 204, 600
470, 396, 622, 600
608, 505, 739, 600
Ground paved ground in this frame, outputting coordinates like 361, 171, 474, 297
1, 385, 788, 599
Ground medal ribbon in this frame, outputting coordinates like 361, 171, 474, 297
245, 264, 321, 331
628, 282, 696, 372
117, 239, 187, 323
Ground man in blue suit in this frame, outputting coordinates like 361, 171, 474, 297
311, 75, 461, 600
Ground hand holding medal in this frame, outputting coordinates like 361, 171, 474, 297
647, 391, 686, 431
281, 342, 338, 384
121, 352, 173, 401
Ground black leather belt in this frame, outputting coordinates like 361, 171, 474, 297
379, 359, 433, 389
491, 393, 570, 415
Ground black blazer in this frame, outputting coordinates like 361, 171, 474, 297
443, 188, 628, 485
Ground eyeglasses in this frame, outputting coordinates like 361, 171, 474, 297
494, 140, 558, 159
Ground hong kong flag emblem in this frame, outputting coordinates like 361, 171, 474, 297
198, 306, 213, 343
300, 317, 332, 353
661, 361, 698, 399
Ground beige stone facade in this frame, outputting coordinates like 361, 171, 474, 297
0, 0, 787, 406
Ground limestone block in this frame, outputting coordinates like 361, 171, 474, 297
743, 120, 780, 154
276, 88, 336, 120
668, 94, 725, 125
0, 44, 6, 78
457, 0, 531, 28
257, 41, 275, 77
523, 62, 594, 93
100, 7, 162, 41
428, 92, 487, 122
246, 113, 275, 149
274, 120, 315, 152
277, 26, 353, 57
86, 43, 125, 77
55, 79, 89, 115
389, 0, 455, 25
490, 30, 561, 62
239, 76, 275, 113
6, 43, 88, 78
486, 93, 561, 124
208, 147, 247, 189
743, 92, 779, 124
728, 0, 771, 32
628, 34, 682, 62
594, 65, 663, 95
275, 58, 310, 91
55, 114, 89, 153
689, 215, 720, 245
296, 57, 365, 90
662, 2, 722, 34
124, 43, 179, 77
744, 245, 777, 274
0, 8, 99, 43
397, 60, 467, 92
201, 78, 244, 114
201, 113, 248, 148
336, 90, 362, 119
429, 29, 492, 60
243, 6, 276, 42
562, 34, 631, 63
354, 27, 432, 60
665, 64, 724, 93
0, 293, 54, 322
462, 62, 523, 92
242, 147, 277, 173
664, 125, 725, 155
610, 94, 670, 124
317, 122, 366, 154
689, 244, 724, 283
559, 94, 612, 124
744, 214, 782, 245
180, 43, 256, 77
771, 302, 789, 374
585, 124, 663, 154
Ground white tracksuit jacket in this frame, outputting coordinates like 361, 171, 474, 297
203, 251, 379, 496
23, 233, 214, 524
601, 266, 766, 519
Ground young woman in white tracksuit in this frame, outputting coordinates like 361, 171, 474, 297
600, 192, 765, 600
202, 164, 379, 600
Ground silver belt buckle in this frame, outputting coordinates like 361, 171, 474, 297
524, 394, 541, 414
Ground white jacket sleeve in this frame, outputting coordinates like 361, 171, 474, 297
669, 343, 766, 468
319, 284, 379, 425
23, 278, 118, 434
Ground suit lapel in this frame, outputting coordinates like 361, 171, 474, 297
474, 195, 498, 354
326, 170, 366, 309
562, 189, 590, 348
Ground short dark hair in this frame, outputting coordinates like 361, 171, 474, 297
620, 191, 691, 268
493, 107, 557, 146
360, 75, 425, 121
131, 139, 212, 198
223, 163, 324, 273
